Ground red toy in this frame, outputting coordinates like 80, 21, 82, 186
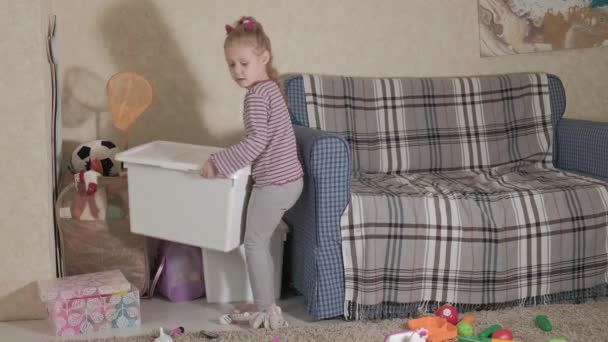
435, 304, 459, 325
492, 329, 514, 340
74, 169, 101, 195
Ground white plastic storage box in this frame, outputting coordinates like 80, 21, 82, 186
116, 140, 251, 252
203, 222, 287, 303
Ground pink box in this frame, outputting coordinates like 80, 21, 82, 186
38, 270, 140, 337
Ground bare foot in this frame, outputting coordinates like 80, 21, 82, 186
232, 302, 257, 313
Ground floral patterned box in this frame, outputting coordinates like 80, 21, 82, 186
38, 270, 140, 337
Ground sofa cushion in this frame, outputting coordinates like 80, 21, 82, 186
342, 166, 608, 318
302, 73, 554, 173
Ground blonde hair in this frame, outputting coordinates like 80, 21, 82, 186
224, 16, 280, 87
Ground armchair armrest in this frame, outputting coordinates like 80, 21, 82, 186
283, 125, 351, 320
556, 118, 608, 179
293, 125, 351, 182
290, 125, 351, 227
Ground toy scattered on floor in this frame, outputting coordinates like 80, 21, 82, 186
456, 322, 516, 342
219, 311, 252, 325
457, 338, 478, 342
417, 328, 429, 338
457, 321, 474, 336
535, 315, 553, 332
457, 337, 513, 342
384, 329, 429, 342
479, 325, 502, 338
168, 327, 184, 338
454, 313, 518, 342
192, 330, 220, 339
549, 339, 568, 342
153, 327, 173, 342
407, 316, 456, 342
491, 329, 513, 340
435, 303, 459, 325
458, 337, 480, 342
150, 326, 185, 342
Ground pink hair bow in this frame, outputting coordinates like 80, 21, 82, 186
225, 19, 256, 35
243, 19, 256, 31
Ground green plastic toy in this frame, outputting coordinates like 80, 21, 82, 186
549, 340, 568, 342
479, 324, 502, 338
457, 321, 474, 337
535, 315, 553, 332
458, 337, 489, 342
459, 337, 478, 342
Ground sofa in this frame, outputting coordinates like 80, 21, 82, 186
282, 72, 608, 320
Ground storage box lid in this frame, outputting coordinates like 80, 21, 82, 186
38, 270, 131, 302
116, 140, 250, 178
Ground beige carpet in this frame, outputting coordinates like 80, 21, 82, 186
71, 300, 608, 342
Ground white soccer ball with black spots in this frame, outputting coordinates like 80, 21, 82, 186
70, 140, 120, 176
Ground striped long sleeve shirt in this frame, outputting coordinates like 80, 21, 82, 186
211, 80, 303, 187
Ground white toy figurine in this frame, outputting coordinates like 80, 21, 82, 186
153, 327, 174, 342
384, 329, 428, 342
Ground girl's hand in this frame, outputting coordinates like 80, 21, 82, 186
200, 158, 219, 178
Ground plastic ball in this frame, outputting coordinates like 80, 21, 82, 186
435, 304, 459, 325
457, 321, 474, 336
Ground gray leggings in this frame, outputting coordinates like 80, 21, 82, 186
244, 178, 303, 311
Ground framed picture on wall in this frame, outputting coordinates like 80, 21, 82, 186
478, 0, 608, 57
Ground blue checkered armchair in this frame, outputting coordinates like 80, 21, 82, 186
283, 73, 608, 320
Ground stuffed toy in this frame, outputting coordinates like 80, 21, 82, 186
70, 140, 121, 176
66, 169, 106, 220
74, 169, 101, 195
69, 187, 107, 220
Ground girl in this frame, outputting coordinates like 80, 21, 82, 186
200, 16, 303, 330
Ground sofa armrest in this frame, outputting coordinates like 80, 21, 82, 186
294, 125, 351, 180
283, 125, 351, 320
291, 125, 351, 224
556, 119, 608, 179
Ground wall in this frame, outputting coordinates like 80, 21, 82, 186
0, 0, 55, 321
53, 0, 607, 158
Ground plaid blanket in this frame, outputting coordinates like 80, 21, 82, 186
303, 73, 608, 319
343, 166, 608, 318
303, 73, 553, 173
